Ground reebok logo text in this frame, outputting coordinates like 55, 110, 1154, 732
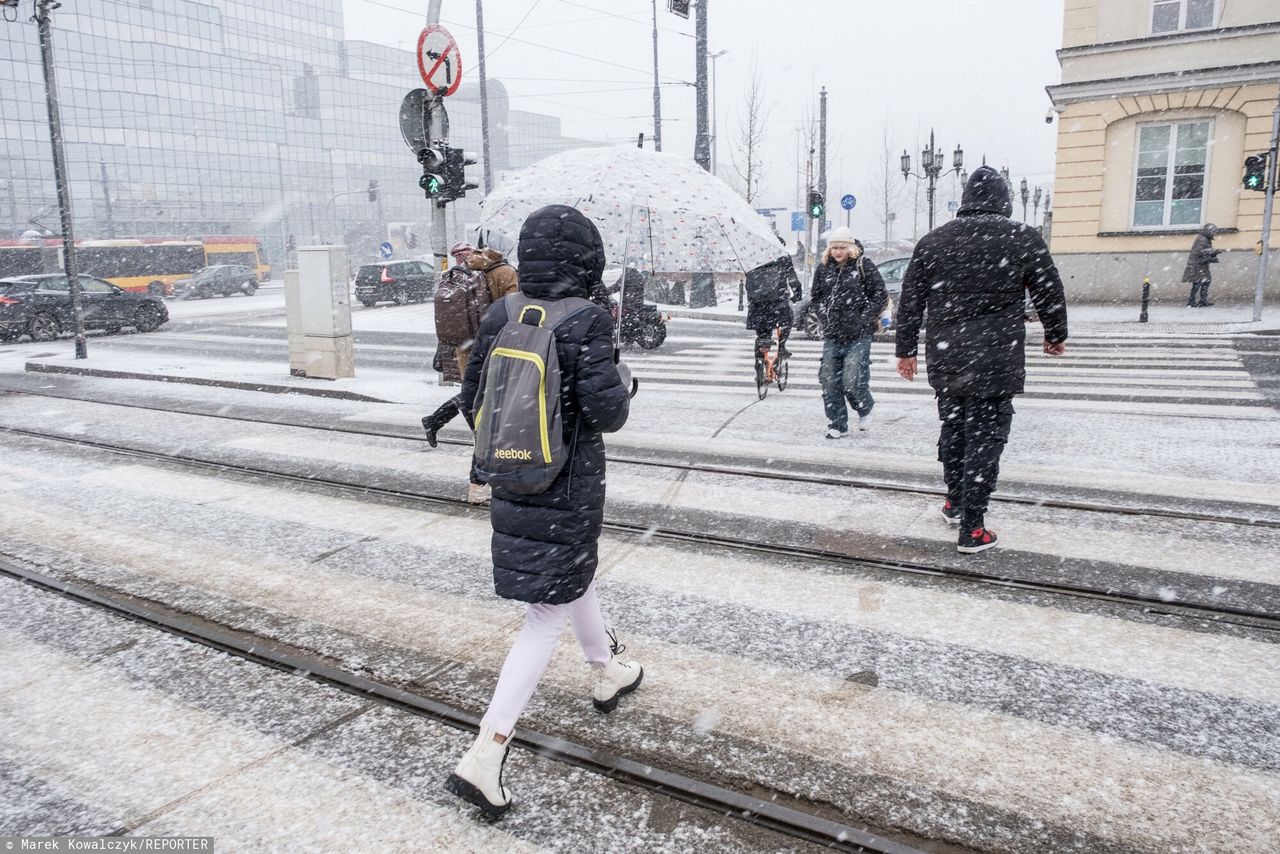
494, 448, 533, 461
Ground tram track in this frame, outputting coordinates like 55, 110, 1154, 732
0, 556, 921, 854
3, 384, 1277, 530
2, 423, 1277, 634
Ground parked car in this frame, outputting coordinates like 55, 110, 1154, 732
172, 264, 259, 299
354, 261, 435, 307
0, 273, 169, 342
795, 256, 910, 339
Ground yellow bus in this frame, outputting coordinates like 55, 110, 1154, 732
0, 236, 270, 296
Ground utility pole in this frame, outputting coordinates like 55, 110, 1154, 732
475, 0, 493, 194
34, 0, 86, 359
4, 175, 16, 237
427, 0, 448, 270
693, 0, 710, 171
817, 87, 828, 249
1254, 89, 1280, 323
651, 0, 662, 152
99, 159, 114, 238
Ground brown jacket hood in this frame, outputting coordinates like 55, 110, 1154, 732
466, 248, 507, 273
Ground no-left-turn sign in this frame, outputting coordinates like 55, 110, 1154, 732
417, 24, 462, 97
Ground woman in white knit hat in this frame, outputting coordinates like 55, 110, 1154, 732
809, 227, 888, 438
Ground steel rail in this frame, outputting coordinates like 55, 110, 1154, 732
0, 556, 921, 854
3, 424, 1277, 634
4, 386, 1276, 530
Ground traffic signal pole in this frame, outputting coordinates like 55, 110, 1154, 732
1254, 90, 1280, 323
426, 0, 448, 272
34, 0, 86, 359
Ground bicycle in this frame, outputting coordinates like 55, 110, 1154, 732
753, 327, 789, 399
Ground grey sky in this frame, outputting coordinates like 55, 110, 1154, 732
343, 0, 1066, 238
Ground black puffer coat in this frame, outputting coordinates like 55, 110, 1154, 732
810, 253, 887, 342
895, 166, 1068, 398
460, 205, 630, 605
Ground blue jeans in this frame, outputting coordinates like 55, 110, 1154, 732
820, 336, 874, 431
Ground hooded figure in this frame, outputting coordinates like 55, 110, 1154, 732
460, 205, 631, 603
449, 204, 642, 817
895, 166, 1068, 554
1181, 223, 1221, 307
467, 246, 520, 304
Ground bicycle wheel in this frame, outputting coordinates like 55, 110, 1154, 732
755, 355, 769, 399
776, 356, 789, 391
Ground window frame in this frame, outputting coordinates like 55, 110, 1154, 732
1130, 118, 1214, 231
1149, 0, 1218, 35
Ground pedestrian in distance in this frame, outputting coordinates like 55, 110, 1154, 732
467, 242, 519, 304
1182, 223, 1222, 307
895, 165, 1069, 554
744, 254, 803, 360
811, 227, 887, 438
447, 204, 642, 817
421, 241, 494, 504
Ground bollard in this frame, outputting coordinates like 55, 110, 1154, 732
738, 281, 745, 312
1139, 276, 1151, 323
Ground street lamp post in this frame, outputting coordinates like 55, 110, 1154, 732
1020, 177, 1030, 223
1033, 185, 1043, 226
709, 49, 727, 175
901, 128, 964, 231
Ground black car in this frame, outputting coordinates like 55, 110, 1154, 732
354, 261, 435, 307
795, 256, 910, 339
0, 274, 169, 342
172, 264, 259, 299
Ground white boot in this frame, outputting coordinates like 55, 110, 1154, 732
592, 632, 644, 713
445, 725, 512, 816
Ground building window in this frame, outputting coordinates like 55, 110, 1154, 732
1133, 120, 1210, 228
1151, 0, 1216, 34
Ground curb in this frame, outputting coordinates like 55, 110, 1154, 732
23, 361, 395, 403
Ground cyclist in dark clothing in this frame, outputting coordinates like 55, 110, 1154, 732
744, 255, 802, 359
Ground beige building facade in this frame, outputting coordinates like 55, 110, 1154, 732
1047, 0, 1280, 302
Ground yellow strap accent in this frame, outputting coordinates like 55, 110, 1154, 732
518, 304, 548, 327
488, 347, 552, 463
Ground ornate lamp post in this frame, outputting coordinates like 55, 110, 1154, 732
901, 129, 964, 231
1019, 177, 1030, 223
1033, 185, 1043, 226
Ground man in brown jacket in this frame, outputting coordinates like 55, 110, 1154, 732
467, 246, 519, 303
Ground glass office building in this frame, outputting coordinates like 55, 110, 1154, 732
1, 0, 598, 264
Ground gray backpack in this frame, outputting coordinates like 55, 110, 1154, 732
472, 293, 596, 494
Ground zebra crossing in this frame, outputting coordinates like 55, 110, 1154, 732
625, 331, 1275, 420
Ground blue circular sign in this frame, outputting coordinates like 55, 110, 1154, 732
840, 194, 857, 211
379, 241, 394, 259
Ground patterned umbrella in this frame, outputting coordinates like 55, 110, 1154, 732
476, 146, 784, 274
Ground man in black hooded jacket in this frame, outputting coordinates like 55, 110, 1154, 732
895, 166, 1069, 554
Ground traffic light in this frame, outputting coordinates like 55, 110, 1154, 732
808, 191, 825, 220
1243, 154, 1268, 192
418, 146, 446, 198
444, 146, 480, 201
367, 179, 379, 202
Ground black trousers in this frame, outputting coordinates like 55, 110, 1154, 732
936, 394, 1015, 528
1187, 280, 1210, 306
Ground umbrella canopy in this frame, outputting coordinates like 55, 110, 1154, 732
476, 146, 785, 274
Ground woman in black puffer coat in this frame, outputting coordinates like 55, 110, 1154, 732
448, 205, 644, 817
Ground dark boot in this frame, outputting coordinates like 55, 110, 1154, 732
421, 397, 461, 448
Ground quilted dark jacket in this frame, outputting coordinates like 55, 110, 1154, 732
460, 205, 630, 605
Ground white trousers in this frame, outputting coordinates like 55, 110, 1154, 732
480, 582, 613, 736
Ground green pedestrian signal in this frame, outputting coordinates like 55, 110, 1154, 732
808, 190, 825, 220
420, 173, 444, 196
1243, 154, 1268, 192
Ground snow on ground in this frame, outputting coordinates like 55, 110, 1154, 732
0, 419, 1277, 853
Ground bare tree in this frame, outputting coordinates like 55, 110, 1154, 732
729, 54, 770, 204
868, 120, 910, 243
